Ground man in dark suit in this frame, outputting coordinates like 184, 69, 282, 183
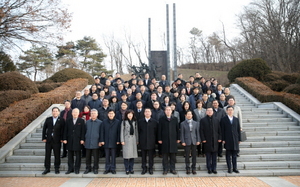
42, 107, 65, 175
100, 110, 121, 174
200, 107, 222, 174
134, 100, 145, 121
60, 100, 72, 158
71, 91, 86, 112
159, 74, 170, 91
180, 110, 201, 175
212, 100, 226, 157
221, 106, 241, 174
63, 108, 86, 174
158, 106, 180, 175
143, 73, 151, 88
138, 108, 158, 175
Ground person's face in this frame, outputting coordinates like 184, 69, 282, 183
140, 86, 145, 92
217, 85, 222, 90
165, 107, 172, 116
165, 86, 170, 92
132, 79, 137, 85
118, 85, 123, 90
181, 89, 186, 94
115, 73, 120, 78
228, 99, 235, 106
151, 94, 157, 100
65, 101, 71, 108
145, 74, 149, 79
84, 107, 89, 112
84, 89, 89, 95
227, 108, 234, 116
180, 95, 185, 101
224, 88, 230, 94
72, 109, 79, 118
170, 105, 175, 111
108, 111, 115, 119
138, 80, 143, 85
186, 112, 193, 120
92, 85, 97, 91
186, 83, 190, 88
220, 94, 225, 101
174, 92, 179, 97
153, 102, 160, 109
212, 101, 219, 108
127, 112, 133, 120
207, 90, 212, 95
91, 111, 98, 120
202, 94, 208, 100
132, 75, 136, 79
206, 108, 213, 117
157, 87, 162, 93
184, 103, 189, 110
124, 82, 129, 87
75, 92, 81, 98
136, 102, 142, 108
136, 93, 141, 99
131, 86, 136, 91
92, 94, 98, 100
206, 81, 211, 86
178, 74, 183, 79
144, 109, 151, 118
101, 73, 106, 77
52, 108, 60, 118
161, 75, 166, 80
121, 95, 127, 101
189, 77, 194, 82
195, 73, 200, 78
111, 91, 116, 96
100, 91, 105, 97
95, 79, 100, 84
193, 89, 199, 94
127, 89, 132, 95
102, 100, 109, 107
164, 97, 169, 103
197, 102, 203, 108
106, 80, 111, 86
151, 79, 156, 84
112, 97, 117, 103
172, 84, 177, 88
121, 103, 128, 110
149, 84, 154, 90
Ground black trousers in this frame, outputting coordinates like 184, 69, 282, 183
226, 150, 238, 170
205, 152, 217, 171
184, 144, 197, 170
62, 143, 67, 156
218, 142, 223, 155
141, 149, 154, 170
86, 148, 99, 169
44, 140, 61, 169
68, 150, 81, 171
162, 153, 176, 171
105, 148, 116, 171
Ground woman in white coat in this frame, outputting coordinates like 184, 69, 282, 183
120, 110, 138, 174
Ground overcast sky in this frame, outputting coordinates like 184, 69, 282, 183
60, 0, 252, 70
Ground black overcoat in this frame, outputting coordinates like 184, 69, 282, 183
220, 116, 241, 150
42, 116, 65, 143
63, 118, 86, 151
158, 115, 180, 154
200, 115, 221, 153
100, 118, 121, 149
138, 118, 158, 150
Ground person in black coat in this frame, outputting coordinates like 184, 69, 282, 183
221, 106, 241, 174
71, 91, 86, 112
63, 108, 86, 174
200, 107, 222, 174
100, 110, 121, 174
42, 107, 65, 175
158, 106, 180, 175
60, 100, 72, 158
138, 108, 158, 175
134, 100, 145, 121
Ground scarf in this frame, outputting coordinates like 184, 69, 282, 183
128, 120, 134, 135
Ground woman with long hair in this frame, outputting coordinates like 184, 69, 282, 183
120, 110, 138, 175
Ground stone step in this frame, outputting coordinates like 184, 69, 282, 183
246, 136, 300, 142
240, 147, 300, 154
241, 108, 278, 112
246, 131, 300, 136
242, 114, 287, 118
243, 122, 298, 127
242, 118, 293, 123
242, 111, 282, 115
243, 126, 300, 131
240, 141, 300, 148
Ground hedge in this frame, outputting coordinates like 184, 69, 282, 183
235, 77, 300, 114
45, 68, 94, 84
0, 78, 88, 148
0, 90, 31, 111
36, 82, 64, 93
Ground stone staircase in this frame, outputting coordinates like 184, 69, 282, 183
0, 84, 299, 177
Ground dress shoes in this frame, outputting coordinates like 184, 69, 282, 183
93, 169, 98, 174
55, 169, 60, 174
228, 169, 232, 174
130, 171, 134, 174
208, 170, 212, 174
186, 169, 190, 175
163, 170, 168, 175
237, 153, 240, 157
218, 154, 223, 157
141, 169, 147, 175
212, 170, 217, 174
233, 169, 240, 173
111, 170, 116, 174
103, 170, 109, 174
126, 171, 130, 175
75, 170, 79, 174
84, 169, 91, 174
192, 170, 197, 175
65, 170, 74, 174
170, 170, 177, 175
42, 169, 50, 175
149, 169, 153, 175
60, 154, 67, 158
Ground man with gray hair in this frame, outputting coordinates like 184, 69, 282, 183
84, 109, 102, 174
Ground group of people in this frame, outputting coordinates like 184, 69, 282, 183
41, 72, 242, 175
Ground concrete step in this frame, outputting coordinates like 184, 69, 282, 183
242, 114, 287, 118
242, 111, 283, 115
240, 141, 300, 148
246, 131, 300, 136
240, 147, 300, 154
243, 122, 298, 127
246, 136, 300, 142
242, 118, 293, 123
243, 126, 300, 131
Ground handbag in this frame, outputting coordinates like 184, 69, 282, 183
241, 131, 247, 142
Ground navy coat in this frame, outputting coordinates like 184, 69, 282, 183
100, 118, 121, 149
220, 115, 241, 151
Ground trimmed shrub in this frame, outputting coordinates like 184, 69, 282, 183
296, 75, 300, 84
281, 73, 299, 84
36, 82, 63, 93
264, 71, 285, 82
0, 78, 88, 148
228, 58, 271, 82
283, 84, 300, 95
0, 90, 31, 111
235, 77, 300, 114
0, 71, 39, 94
264, 80, 290, 92
46, 68, 94, 84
